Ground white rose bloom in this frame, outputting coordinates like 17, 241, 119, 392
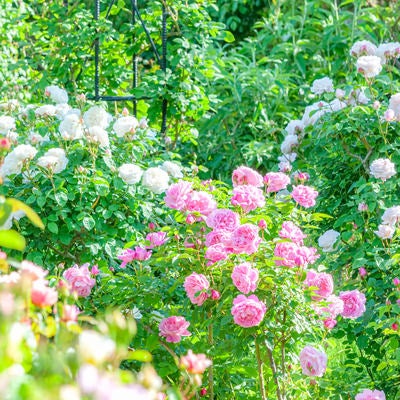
376, 42, 400, 64
301, 101, 330, 127
13, 144, 37, 161
83, 106, 112, 129
59, 113, 83, 140
7, 131, 18, 142
284, 120, 304, 136
45, 85, 69, 104
113, 116, 139, 137
318, 229, 340, 252
350, 40, 377, 57
374, 224, 395, 239
35, 105, 57, 118
78, 331, 116, 365
278, 153, 297, 163
118, 163, 143, 184
161, 161, 183, 178
388, 93, 400, 119
55, 103, 72, 120
370, 158, 396, 181
28, 131, 50, 145
356, 56, 382, 78
0, 116, 15, 134
37, 148, 68, 174
280, 134, 298, 154
139, 117, 148, 129
0, 144, 37, 178
278, 160, 292, 173
381, 206, 400, 226
311, 77, 334, 95
329, 99, 347, 112
335, 88, 346, 99
0, 99, 19, 111
141, 167, 169, 194
86, 126, 110, 147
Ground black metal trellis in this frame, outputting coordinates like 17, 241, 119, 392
90, 0, 168, 134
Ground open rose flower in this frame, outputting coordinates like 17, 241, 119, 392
206, 209, 240, 231
318, 229, 340, 252
164, 180, 193, 211
232, 166, 263, 187
291, 185, 318, 208
63, 264, 96, 297
264, 172, 290, 193
231, 185, 265, 213
279, 221, 307, 245
339, 290, 366, 319
369, 158, 396, 181
159, 316, 191, 343
299, 346, 327, 377
304, 270, 334, 300
231, 294, 266, 328
355, 389, 386, 400
180, 350, 212, 374
183, 273, 210, 306
31, 280, 58, 307
231, 263, 259, 294
231, 224, 261, 255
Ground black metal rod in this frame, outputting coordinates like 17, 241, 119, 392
94, 0, 101, 101
161, 3, 168, 134
105, 0, 117, 19
132, 0, 138, 116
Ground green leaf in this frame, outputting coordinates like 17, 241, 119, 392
223, 30, 235, 43
48, 222, 59, 234
0, 230, 26, 251
55, 192, 68, 207
83, 216, 96, 231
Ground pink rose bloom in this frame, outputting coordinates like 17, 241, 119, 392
339, 290, 366, 319
180, 350, 212, 374
159, 316, 191, 343
20, 260, 48, 282
183, 273, 210, 306
232, 166, 263, 187
186, 191, 217, 216
206, 209, 240, 231
258, 219, 267, 229
315, 295, 344, 318
164, 180, 193, 210
91, 265, 100, 276
279, 221, 307, 245
118, 247, 152, 268
299, 346, 327, 377
31, 280, 58, 307
146, 231, 167, 248
205, 243, 228, 265
63, 264, 96, 297
301, 246, 320, 265
359, 267, 367, 277
231, 294, 266, 327
355, 389, 386, 400
393, 277, 400, 286
264, 172, 291, 193
211, 290, 220, 300
274, 242, 311, 268
133, 246, 152, 261
231, 263, 259, 294
231, 223, 261, 255
293, 171, 310, 182
323, 317, 337, 329
205, 229, 232, 248
304, 270, 334, 300
62, 304, 81, 322
291, 185, 318, 208
231, 185, 266, 213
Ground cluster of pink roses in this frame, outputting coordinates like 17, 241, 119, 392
183, 272, 220, 306
63, 263, 97, 297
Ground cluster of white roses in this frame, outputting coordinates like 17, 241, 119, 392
374, 205, 400, 240
0, 86, 184, 196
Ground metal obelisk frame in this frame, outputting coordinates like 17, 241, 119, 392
92, 0, 168, 134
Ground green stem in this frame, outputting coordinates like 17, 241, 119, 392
255, 335, 267, 400
208, 320, 214, 400
265, 341, 283, 400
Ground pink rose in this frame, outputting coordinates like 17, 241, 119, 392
118, 247, 152, 268
186, 191, 217, 216
359, 267, 367, 277
180, 350, 212, 374
63, 264, 96, 297
205, 229, 232, 248
183, 273, 210, 306
231, 263, 259, 294
314, 295, 344, 318
211, 289, 220, 300
206, 209, 240, 231
159, 316, 191, 343
31, 280, 58, 307
20, 261, 48, 282
205, 243, 228, 265
355, 389, 386, 400
231, 223, 261, 255
231, 294, 266, 328
304, 270, 334, 300
393, 277, 400, 286
231, 185, 266, 213
299, 346, 327, 377
279, 221, 307, 245
323, 318, 337, 329
146, 231, 167, 248
232, 166, 263, 187
164, 180, 193, 210
274, 243, 318, 268
264, 172, 291, 193
291, 185, 318, 208
62, 304, 81, 322
339, 290, 366, 319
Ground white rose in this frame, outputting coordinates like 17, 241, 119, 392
35, 105, 57, 117
0, 116, 15, 134
161, 161, 183, 178
318, 229, 340, 252
280, 134, 298, 154
376, 42, 400, 64
141, 167, 169, 194
350, 40, 377, 57
87, 126, 110, 147
374, 224, 395, 239
83, 106, 112, 129
118, 164, 143, 184
45, 85, 69, 104
59, 114, 83, 140
55, 103, 71, 120
311, 77, 334, 95
78, 331, 116, 365
388, 93, 400, 119
28, 131, 50, 145
37, 148, 68, 174
381, 206, 400, 226
301, 101, 330, 127
356, 56, 382, 78
370, 158, 396, 181
284, 120, 304, 136
329, 99, 347, 112
113, 116, 139, 137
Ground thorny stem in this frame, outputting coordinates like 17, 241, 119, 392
255, 335, 267, 400
208, 317, 214, 400
265, 341, 283, 400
